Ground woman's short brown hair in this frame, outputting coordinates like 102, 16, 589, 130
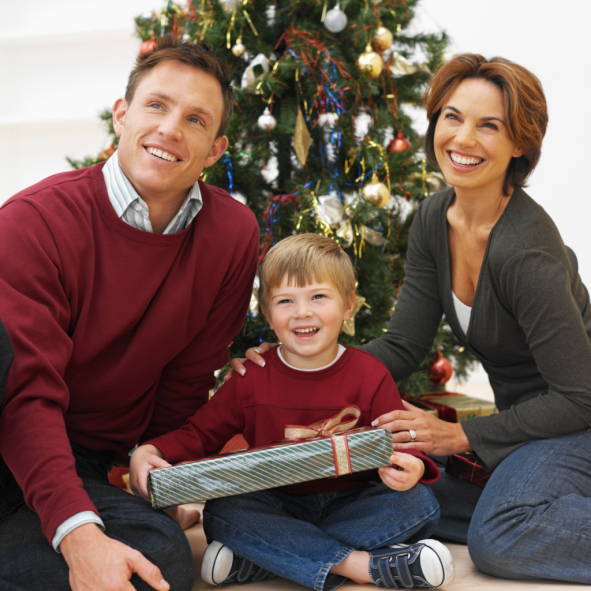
258, 234, 356, 317
423, 54, 548, 196
125, 38, 234, 138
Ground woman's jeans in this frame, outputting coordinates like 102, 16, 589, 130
431, 428, 591, 584
203, 482, 439, 591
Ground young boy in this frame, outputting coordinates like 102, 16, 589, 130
130, 234, 455, 590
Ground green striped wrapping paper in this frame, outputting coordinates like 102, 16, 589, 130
148, 428, 392, 509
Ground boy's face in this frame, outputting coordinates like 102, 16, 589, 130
265, 276, 356, 370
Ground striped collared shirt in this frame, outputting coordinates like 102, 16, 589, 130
102, 150, 202, 233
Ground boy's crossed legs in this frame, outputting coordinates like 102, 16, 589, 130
202, 482, 451, 591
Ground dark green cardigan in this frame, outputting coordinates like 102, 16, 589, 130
363, 187, 591, 469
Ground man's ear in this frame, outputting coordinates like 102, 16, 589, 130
203, 135, 229, 169
342, 292, 357, 321
112, 98, 127, 138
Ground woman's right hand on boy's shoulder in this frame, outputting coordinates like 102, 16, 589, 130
129, 444, 171, 501
224, 342, 276, 382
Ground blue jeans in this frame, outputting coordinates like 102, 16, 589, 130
203, 482, 439, 591
431, 429, 591, 584
0, 446, 195, 591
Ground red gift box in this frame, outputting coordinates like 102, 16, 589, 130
402, 392, 497, 423
445, 452, 491, 487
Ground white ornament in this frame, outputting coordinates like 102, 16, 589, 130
257, 107, 277, 131
390, 194, 414, 222
354, 112, 373, 139
241, 53, 270, 94
221, 0, 238, 11
231, 191, 247, 205
324, 4, 347, 33
319, 112, 339, 129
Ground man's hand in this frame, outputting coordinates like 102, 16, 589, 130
372, 400, 472, 457
60, 523, 169, 591
378, 452, 425, 491
224, 342, 275, 382
129, 444, 171, 501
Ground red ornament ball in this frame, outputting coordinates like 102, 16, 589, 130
139, 37, 158, 56
429, 350, 453, 385
387, 131, 411, 153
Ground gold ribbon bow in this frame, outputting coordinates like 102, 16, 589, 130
284, 406, 361, 476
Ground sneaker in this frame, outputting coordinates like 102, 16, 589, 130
368, 539, 455, 589
201, 540, 276, 586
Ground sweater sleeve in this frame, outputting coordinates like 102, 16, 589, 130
369, 363, 439, 483
147, 373, 247, 463
141, 218, 259, 444
361, 201, 443, 381
0, 201, 98, 543
462, 249, 591, 469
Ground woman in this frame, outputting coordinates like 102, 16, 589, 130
236, 54, 591, 583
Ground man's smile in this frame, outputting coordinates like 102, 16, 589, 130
145, 146, 180, 162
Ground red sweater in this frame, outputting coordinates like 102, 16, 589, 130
0, 163, 259, 542
149, 347, 439, 491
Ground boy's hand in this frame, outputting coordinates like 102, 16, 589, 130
225, 342, 275, 381
129, 444, 171, 501
378, 452, 425, 491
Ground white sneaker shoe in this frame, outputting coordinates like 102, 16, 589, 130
368, 539, 455, 588
201, 540, 276, 586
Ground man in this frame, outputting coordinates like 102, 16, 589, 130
0, 40, 259, 590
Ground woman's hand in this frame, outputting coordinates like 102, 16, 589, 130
373, 400, 473, 457
379, 452, 425, 491
224, 342, 276, 382
129, 444, 171, 501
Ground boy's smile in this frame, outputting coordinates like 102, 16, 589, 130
266, 277, 356, 370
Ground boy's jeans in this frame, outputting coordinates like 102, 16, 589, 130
204, 482, 439, 591
431, 428, 591, 584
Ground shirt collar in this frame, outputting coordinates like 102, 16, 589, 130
102, 150, 203, 234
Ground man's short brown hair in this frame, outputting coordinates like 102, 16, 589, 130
259, 234, 356, 317
125, 38, 234, 138
423, 53, 548, 196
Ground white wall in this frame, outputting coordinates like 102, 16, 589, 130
1, 0, 590, 285
0, 0, 158, 199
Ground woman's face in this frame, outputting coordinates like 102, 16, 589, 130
434, 78, 523, 197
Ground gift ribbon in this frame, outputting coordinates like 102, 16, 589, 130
284, 406, 361, 477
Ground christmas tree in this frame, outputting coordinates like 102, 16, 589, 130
69, 0, 475, 393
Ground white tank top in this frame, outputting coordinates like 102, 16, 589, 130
452, 291, 472, 336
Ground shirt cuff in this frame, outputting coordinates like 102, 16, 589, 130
52, 511, 105, 553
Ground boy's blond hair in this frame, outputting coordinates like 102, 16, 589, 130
259, 234, 356, 316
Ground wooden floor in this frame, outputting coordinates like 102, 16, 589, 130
185, 520, 585, 591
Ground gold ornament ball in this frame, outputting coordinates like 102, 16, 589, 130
363, 173, 390, 208
374, 26, 393, 52
357, 45, 383, 79
232, 38, 246, 57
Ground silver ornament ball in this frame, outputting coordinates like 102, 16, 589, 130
324, 5, 347, 33
257, 107, 277, 131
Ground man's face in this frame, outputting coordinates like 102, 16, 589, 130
112, 60, 229, 206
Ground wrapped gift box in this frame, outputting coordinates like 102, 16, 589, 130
402, 392, 497, 423
148, 428, 393, 509
446, 452, 491, 487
